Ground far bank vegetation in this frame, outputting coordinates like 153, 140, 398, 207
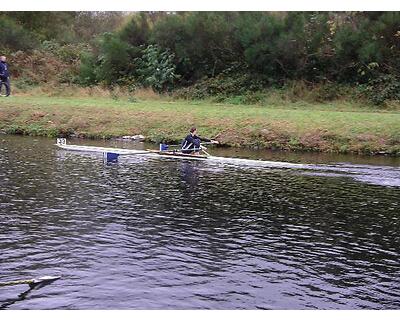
0, 12, 399, 107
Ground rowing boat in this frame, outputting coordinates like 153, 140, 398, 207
55, 138, 209, 161
55, 139, 311, 169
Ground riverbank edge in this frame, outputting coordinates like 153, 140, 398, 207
2, 124, 399, 157
1, 97, 400, 156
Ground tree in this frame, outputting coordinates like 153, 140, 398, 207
0, 15, 39, 50
134, 44, 179, 92
92, 33, 134, 85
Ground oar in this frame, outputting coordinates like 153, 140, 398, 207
164, 147, 210, 154
166, 141, 217, 148
201, 148, 211, 156
160, 147, 202, 152
0, 276, 61, 289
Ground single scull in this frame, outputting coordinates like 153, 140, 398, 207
55, 139, 309, 169
56, 138, 210, 161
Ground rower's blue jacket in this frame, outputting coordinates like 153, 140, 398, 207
181, 134, 211, 152
0, 61, 9, 80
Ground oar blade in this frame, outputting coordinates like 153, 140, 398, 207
29, 276, 61, 288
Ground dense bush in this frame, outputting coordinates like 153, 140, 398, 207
0, 15, 39, 51
0, 12, 125, 88
151, 12, 242, 83
2, 12, 125, 45
9, 50, 78, 86
358, 75, 400, 105
77, 12, 400, 104
41, 40, 89, 64
1, 12, 399, 105
174, 64, 265, 100
134, 44, 179, 92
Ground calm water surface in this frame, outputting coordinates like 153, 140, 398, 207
0, 135, 399, 309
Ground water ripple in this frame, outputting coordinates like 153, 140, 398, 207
0, 136, 399, 309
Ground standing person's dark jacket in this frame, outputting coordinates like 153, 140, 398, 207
181, 134, 211, 153
0, 61, 9, 80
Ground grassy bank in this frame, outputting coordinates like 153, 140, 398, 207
1, 95, 400, 155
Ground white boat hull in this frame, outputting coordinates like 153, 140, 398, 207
56, 143, 208, 160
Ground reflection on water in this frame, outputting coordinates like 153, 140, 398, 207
0, 135, 399, 309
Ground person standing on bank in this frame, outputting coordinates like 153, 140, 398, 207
181, 127, 219, 154
0, 56, 11, 97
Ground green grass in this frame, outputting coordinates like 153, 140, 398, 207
1, 95, 400, 155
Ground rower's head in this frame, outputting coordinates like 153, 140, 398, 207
190, 127, 197, 135
0, 56, 6, 62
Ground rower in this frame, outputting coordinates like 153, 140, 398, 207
181, 127, 219, 155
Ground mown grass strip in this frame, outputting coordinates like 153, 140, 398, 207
1, 96, 399, 155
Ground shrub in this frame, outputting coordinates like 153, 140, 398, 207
174, 67, 265, 100
14, 77, 40, 90
5, 125, 24, 135
358, 75, 400, 105
134, 44, 179, 93
312, 83, 349, 102
0, 15, 39, 50
42, 40, 89, 64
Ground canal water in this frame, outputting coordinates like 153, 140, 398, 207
0, 135, 399, 309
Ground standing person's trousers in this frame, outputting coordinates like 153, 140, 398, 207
0, 77, 10, 96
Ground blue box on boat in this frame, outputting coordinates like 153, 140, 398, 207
160, 144, 169, 151
104, 152, 119, 163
